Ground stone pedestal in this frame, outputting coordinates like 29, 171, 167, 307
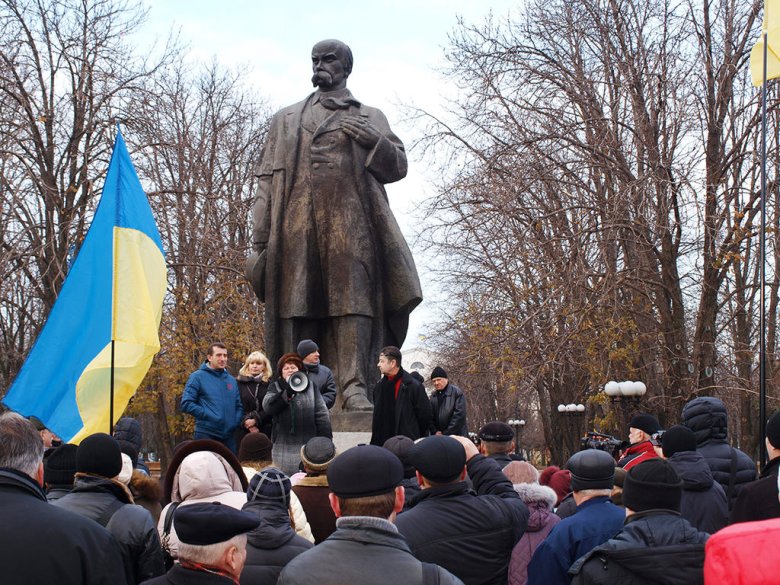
329, 410, 373, 433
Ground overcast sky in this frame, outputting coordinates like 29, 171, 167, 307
141, 0, 518, 347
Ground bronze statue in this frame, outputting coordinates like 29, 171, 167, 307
247, 39, 422, 411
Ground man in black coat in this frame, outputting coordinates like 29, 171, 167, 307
429, 366, 468, 436
730, 410, 780, 523
54, 432, 165, 584
682, 396, 756, 509
395, 434, 529, 585
278, 444, 463, 585
0, 412, 127, 585
570, 459, 709, 585
297, 339, 337, 409
142, 503, 260, 585
370, 346, 432, 446
662, 425, 728, 533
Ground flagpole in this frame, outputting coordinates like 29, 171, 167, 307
760, 30, 768, 468
110, 339, 115, 435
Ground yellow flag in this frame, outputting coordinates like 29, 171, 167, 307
751, 0, 780, 86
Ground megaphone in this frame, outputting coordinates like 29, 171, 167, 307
288, 371, 309, 393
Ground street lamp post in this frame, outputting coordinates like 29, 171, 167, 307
507, 418, 526, 457
556, 403, 585, 461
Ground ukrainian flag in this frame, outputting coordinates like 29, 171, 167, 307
3, 131, 167, 443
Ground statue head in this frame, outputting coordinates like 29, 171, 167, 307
311, 39, 353, 91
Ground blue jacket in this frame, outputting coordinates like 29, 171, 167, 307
181, 363, 243, 439
527, 496, 625, 585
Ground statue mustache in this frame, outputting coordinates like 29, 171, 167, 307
312, 70, 332, 87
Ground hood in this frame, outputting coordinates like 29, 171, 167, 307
668, 451, 714, 491
243, 500, 296, 549
172, 451, 245, 502
682, 397, 728, 444
199, 362, 228, 377
514, 482, 557, 509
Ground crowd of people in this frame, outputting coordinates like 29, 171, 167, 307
2, 341, 780, 584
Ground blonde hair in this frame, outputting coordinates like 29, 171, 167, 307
239, 351, 273, 381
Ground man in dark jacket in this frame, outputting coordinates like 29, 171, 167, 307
429, 366, 468, 436
297, 339, 337, 409
278, 444, 463, 585
383, 434, 421, 509
682, 396, 756, 509
43, 442, 78, 501
370, 346, 432, 446
730, 410, 780, 523
395, 435, 529, 585
142, 503, 260, 585
292, 436, 339, 543
527, 450, 625, 585
241, 468, 313, 584
570, 459, 709, 585
662, 425, 728, 533
0, 412, 127, 585
181, 342, 244, 453
54, 433, 165, 584
478, 421, 525, 465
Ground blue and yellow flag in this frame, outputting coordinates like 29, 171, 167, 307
751, 0, 780, 86
3, 131, 167, 443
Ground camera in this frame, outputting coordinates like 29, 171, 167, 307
580, 431, 627, 458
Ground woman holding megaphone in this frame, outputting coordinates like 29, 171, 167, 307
263, 352, 333, 475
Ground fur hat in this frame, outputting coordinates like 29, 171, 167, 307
277, 352, 304, 375
547, 469, 572, 506
539, 465, 560, 486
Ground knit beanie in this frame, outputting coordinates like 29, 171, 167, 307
296, 339, 318, 358
430, 366, 448, 380
548, 469, 572, 505
117, 453, 134, 485
629, 413, 661, 435
44, 443, 78, 486
300, 436, 337, 472
502, 461, 540, 485
766, 411, 780, 449
662, 425, 697, 458
76, 433, 122, 479
539, 465, 560, 486
622, 459, 683, 512
247, 467, 291, 507
238, 433, 273, 463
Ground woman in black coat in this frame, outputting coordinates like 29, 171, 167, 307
236, 351, 274, 443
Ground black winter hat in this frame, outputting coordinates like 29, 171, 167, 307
296, 339, 319, 358
327, 444, 403, 498
629, 413, 661, 435
175, 502, 260, 545
300, 436, 337, 472
430, 366, 448, 380
766, 411, 780, 449
622, 459, 683, 512
247, 467, 292, 507
478, 421, 514, 442
383, 435, 416, 479
44, 443, 78, 486
566, 449, 616, 491
662, 425, 697, 458
76, 433, 122, 479
409, 435, 466, 483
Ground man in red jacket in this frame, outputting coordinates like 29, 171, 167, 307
618, 413, 660, 470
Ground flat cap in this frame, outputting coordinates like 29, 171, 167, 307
566, 449, 616, 491
300, 436, 337, 472
327, 444, 402, 498
383, 435, 416, 478
478, 421, 514, 442
174, 502, 260, 545
409, 435, 466, 483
